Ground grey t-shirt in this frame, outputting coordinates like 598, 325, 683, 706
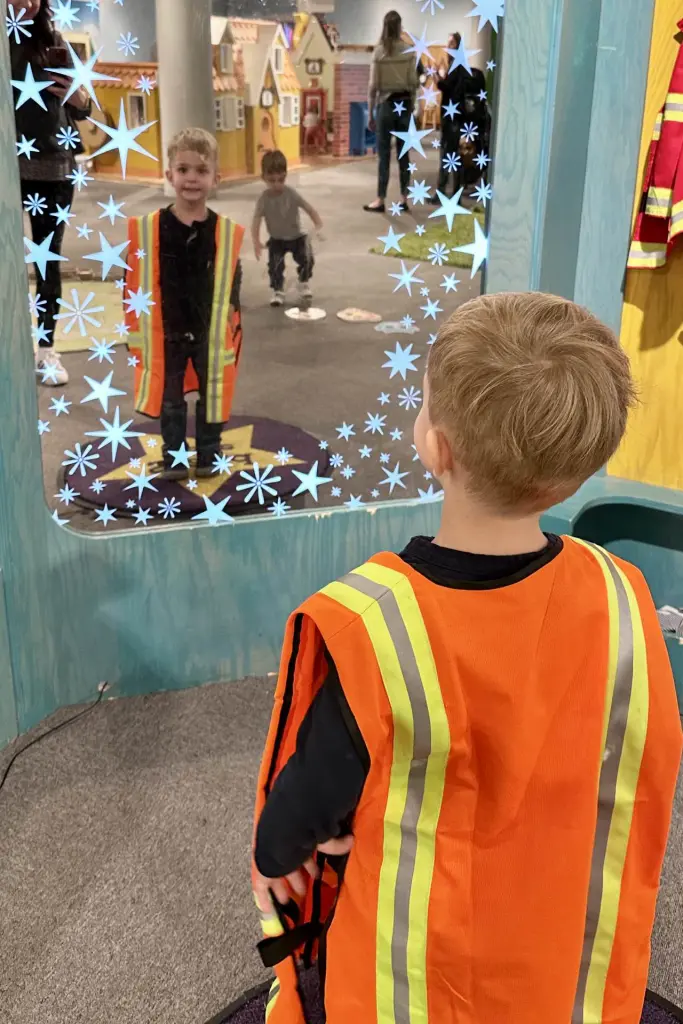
254, 185, 314, 241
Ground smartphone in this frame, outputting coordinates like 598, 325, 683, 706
47, 46, 68, 69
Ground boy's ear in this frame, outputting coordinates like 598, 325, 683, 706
165, 167, 173, 186
428, 426, 455, 479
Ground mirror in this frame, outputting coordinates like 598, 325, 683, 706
10, 0, 498, 530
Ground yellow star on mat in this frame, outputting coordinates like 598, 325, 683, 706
99, 423, 305, 500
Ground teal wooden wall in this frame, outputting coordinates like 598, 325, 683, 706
3, 0, 680, 748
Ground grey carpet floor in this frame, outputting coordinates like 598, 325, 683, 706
1, 681, 681, 1024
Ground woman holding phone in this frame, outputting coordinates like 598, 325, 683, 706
11, 0, 91, 385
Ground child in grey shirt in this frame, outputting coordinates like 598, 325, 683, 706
252, 150, 323, 307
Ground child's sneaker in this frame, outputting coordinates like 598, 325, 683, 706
270, 291, 285, 307
195, 460, 216, 479
161, 464, 190, 482
35, 348, 69, 386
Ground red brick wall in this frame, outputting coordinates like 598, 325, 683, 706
333, 63, 371, 157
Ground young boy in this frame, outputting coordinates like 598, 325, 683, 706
125, 128, 244, 480
253, 292, 682, 1023
252, 150, 323, 308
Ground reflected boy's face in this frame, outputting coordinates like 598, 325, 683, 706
166, 150, 218, 205
264, 172, 287, 195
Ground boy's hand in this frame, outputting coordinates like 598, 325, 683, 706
253, 835, 354, 915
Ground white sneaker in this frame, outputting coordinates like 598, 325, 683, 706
35, 348, 69, 386
270, 291, 285, 307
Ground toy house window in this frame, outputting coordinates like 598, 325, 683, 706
274, 46, 284, 73
127, 93, 147, 129
220, 43, 233, 74
215, 96, 243, 132
292, 95, 301, 126
280, 95, 293, 127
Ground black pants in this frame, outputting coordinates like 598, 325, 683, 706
161, 334, 223, 467
22, 179, 75, 347
376, 99, 412, 200
438, 118, 464, 196
268, 235, 313, 291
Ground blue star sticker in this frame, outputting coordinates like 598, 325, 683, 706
12, 63, 52, 109
38, 419, 50, 435
86, 406, 143, 460
98, 194, 125, 225
83, 233, 131, 280
124, 464, 159, 500
89, 339, 116, 364
124, 287, 155, 318
50, 203, 75, 226
428, 188, 472, 231
380, 462, 410, 494
336, 422, 356, 441
407, 179, 432, 205
378, 392, 391, 405
378, 225, 405, 254
47, 43, 119, 110
382, 342, 420, 380
345, 496, 365, 510
391, 114, 434, 159
420, 83, 439, 108
441, 273, 460, 293
393, 100, 406, 115
87, 98, 158, 178
167, 442, 192, 469
453, 218, 489, 278
445, 39, 481, 75
389, 261, 425, 296
443, 99, 460, 119
16, 134, 38, 158
405, 24, 437, 67
365, 413, 387, 435
421, 297, 443, 320
77, 223, 93, 239
471, 181, 493, 206
133, 507, 154, 526
94, 504, 117, 527
193, 495, 234, 525
467, 0, 505, 32
24, 233, 68, 280
52, 509, 69, 527
52, 0, 80, 30
81, 371, 126, 413
292, 461, 333, 501
50, 395, 72, 416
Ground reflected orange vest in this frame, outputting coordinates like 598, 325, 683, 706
254, 540, 682, 1024
125, 212, 244, 422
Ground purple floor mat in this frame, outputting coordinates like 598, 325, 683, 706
211, 972, 681, 1023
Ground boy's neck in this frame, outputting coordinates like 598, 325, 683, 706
434, 489, 548, 556
170, 200, 209, 226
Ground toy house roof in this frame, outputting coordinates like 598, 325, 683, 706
93, 60, 243, 96
210, 16, 235, 48
227, 18, 299, 105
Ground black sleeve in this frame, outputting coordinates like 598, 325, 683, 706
230, 258, 242, 310
254, 655, 370, 879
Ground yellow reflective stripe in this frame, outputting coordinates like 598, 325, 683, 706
207, 218, 235, 423
352, 561, 449, 1021
323, 562, 450, 1024
570, 540, 649, 1022
265, 978, 280, 1019
136, 215, 154, 412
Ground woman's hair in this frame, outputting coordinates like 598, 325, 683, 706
451, 32, 462, 48
16, 0, 55, 62
380, 10, 402, 55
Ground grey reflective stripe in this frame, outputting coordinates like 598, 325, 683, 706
140, 215, 152, 355
267, 979, 280, 1003
571, 545, 635, 1023
670, 209, 683, 226
665, 101, 683, 112
340, 569, 431, 1024
646, 195, 670, 207
209, 221, 232, 422
628, 247, 666, 259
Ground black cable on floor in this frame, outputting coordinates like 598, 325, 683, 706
0, 683, 109, 796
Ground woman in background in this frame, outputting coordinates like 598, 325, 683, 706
364, 10, 418, 214
11, 0, 91, 386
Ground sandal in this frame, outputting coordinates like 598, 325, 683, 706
363, 202, 386, 213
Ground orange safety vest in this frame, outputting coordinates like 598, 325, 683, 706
254, 539, 682, 1024
124, 211, 244, 422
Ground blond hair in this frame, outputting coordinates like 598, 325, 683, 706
428, 292, 636, 513
167, 127, 218, 166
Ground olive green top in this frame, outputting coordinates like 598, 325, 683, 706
368, 44, 419, 109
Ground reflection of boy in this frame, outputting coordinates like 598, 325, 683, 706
253, 293, 682, 1022
125, 128, 244, 480
252, 150, 323, 308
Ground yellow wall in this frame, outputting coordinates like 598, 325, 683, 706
217, 124, 248, 178
609, 0, 683, 490
275, 123, 301, 165
91, 87, 162, 180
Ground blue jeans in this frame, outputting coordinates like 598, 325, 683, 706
375, 99, 412, 201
